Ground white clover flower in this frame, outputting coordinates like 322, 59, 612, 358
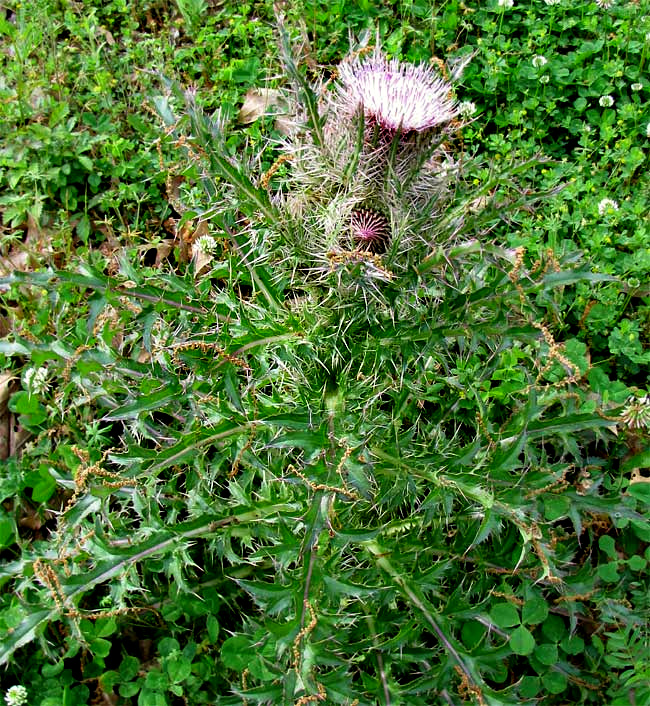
458, 100, 477, 118
598, 198, 619, 215
596, 0, 613, 8
5, 686, 28, 706
544, 0, 561, 4
193, 234, 219, 255
23, 366, 49, 395
631, 83, 643, 91
620, 394, 650, 430
498, 0, 514, 6
532, 55, 548, 68
646, 122, 650, 138
336, 47, 458, 133
540, 75, 550, 84
599, 94, 614, 107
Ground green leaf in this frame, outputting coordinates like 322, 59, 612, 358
544, 495, 571, 521
89, 638, 112, 659
467, 508, 501, 550
622, 450, 650, 472
598, 534, 617, 559
248, 655, 277, 682
120, 655, 140, 681
534, 642, 559, 666
560, 635, 584, 656
541, 615, 566, 642
280, 26, 324, 147
9, 390, 47, 420
267, 430, 327, 452
26, 467, 56, 503
597, 561, 620, 583
628, 483, 650, 504
541, 670, 568, 694
490, 603, 520, 629
631, 520, 650, 542
99, 671, 120, 692
166, 655, 192, 684
527, 413, 616, 437
627, 555, 647, 571
0, 608, 50, 665
158, 637, 180, 657
118, 682, 140, 698
510, 625, 535, 656
221, 635, 255, 671
104, 386, 180, 420
236, 579, 294, 613
322, 576, 378, 599
540, 270, 617, 289
522, 598, 549, 625
144, 669, 167, 690
41, 660, 65, 678
519, 675, 540, 698
135, 421, 249, 474
207, 615, 219, 643
139, 688, 168, 706
94, 617, 117, 638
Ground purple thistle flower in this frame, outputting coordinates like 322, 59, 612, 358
336, 48, 458, 133
350, 208, 390, 253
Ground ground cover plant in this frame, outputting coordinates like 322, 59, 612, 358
0, 1, 649, 705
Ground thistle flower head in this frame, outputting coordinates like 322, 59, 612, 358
350, 208, 390, 253
336, 48, 457, 133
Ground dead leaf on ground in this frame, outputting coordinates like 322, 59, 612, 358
0, 213, 59, 275
630, 469, 650, 484
190, 221, 215, 277
152, 238, 175, 268
274, 113, 297, 137
0, 373, 29, 459
238, 88, 286, 125
0, 372, 16, 460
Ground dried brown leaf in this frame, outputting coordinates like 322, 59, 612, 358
238, 88, 285, 125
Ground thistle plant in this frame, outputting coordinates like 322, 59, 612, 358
276, 40, 466, 293
1, 23, 646, 706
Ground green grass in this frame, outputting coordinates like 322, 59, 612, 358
0, 1, 649, 705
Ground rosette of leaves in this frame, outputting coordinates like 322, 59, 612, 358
1, 29, 646, 706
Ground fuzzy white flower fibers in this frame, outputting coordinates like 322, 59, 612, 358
194, 234, 219, 255
620, 394, 650, 430
458, 100, 477, 118
598, 198, 619, 215
336, 48, 458, 133
5, 686, 28, 706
